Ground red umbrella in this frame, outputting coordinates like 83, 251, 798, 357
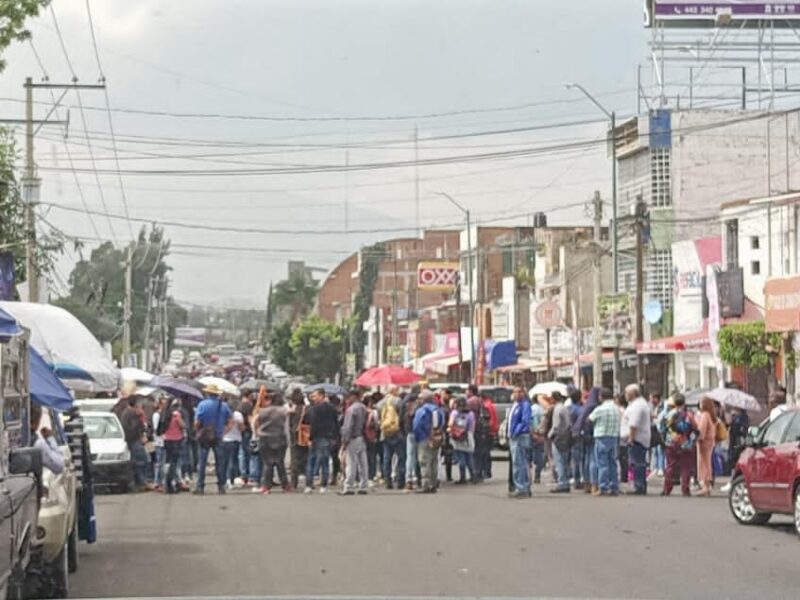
355, 365, 420, 387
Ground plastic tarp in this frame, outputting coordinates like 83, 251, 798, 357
0, 307, 22, 339
484, 339, 517, 371
29, 346, 73, 411
0, 301, 121, 392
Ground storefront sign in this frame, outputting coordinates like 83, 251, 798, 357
597, 293, 632, 345
417, 262, 459, 292
765, 275, 800, 331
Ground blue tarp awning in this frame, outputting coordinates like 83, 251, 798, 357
484, 339, 517, 371
0, 307, 23, 339
30, 346, 74, 411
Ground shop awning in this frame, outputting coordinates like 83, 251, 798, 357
429, 354, 464, 376
637, 331, 711, 354
485, 339, 517, 371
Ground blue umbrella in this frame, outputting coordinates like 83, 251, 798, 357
29, 347, 73, 411
304, 383, 348, 397
151, 375, 204, 400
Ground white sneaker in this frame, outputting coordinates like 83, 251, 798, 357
720, 482, 732, 493
251, 486, 262, 494
303, 487, 313, 495
319, 487, 328, 494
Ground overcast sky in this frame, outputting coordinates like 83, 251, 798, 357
1, 0, 651, 307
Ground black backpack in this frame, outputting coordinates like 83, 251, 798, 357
476, 402, 493, 439
156, 409, 172, 437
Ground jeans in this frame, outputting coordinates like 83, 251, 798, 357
219, 441, 239, 485
454, 450, 475, 482
405, 434, 419, 485
510, 435, 532, 494
345, 437, 369, 491
196, 444, 225, 492
306, 438, 331, 488
619, 444, 629, 483
571, 438, 584, 487
164, 440, 182, 493
239, 432, 252, 480
417, 441, 439, 490
629, 441, 648, 493
260, 443, 288, 489
290, 444, 308, 489
530, 439, 545, 482
594, 436, 619, 493
582, 438, 597, 486
381, 435, 406, 487
474, 436, 492, 480
651, 444, 666, 472
154, 445, 166, 487
129, 441, 149, 488
366, 441, 379, 481
552, 444, 570, 491
180, 439, 192, 479
249, 447, 263, 485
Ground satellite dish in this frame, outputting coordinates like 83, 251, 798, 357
644, 299, 663, 324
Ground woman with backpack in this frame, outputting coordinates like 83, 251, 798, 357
660, 393, 698, 497
448, 396, 476, 484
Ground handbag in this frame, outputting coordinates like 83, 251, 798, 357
198, 400, 222, 449
715, 420, 729, 443
297, 406, 311, 447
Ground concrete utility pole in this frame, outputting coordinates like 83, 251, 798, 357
592, 191, 604, 387
122, 245, 133, 367
634, 196, 648, 384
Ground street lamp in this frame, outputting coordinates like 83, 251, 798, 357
435, 192, 475, 383
566, 83, 620, 391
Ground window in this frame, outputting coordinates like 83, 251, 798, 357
782, 413, 800, 445
750, 236, 760, 250
751, 261, 761, 275
725, 219, 739, 268
501, 247, 513, 276
650, 147, 671, 207
761, 412, 794, 447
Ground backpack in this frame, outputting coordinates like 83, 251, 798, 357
429, 408, 445, 449
450, 412, 469, 442
475, 402, 493, 439
364, 409, 379, 443
380, 401, 400, 437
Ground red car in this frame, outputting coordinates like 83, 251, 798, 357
728, 408, 800, 537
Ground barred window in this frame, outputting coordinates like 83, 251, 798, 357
650, 148, 671, 207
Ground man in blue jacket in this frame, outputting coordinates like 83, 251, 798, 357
412, 390, 445, 494
573, 387, 601, 495
193, 384, 233, 495
507, 386, 532, 499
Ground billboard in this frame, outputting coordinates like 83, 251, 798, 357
672, 236, 721, 336
765, 275, 800, 331
174, 327, 206, 348
646, 1, 800, 27
597, 293, 633, 346
416, 261, 459, 292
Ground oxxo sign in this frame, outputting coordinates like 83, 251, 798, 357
417, 261, 459, 292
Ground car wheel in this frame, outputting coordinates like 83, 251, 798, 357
729, 475, 771, 526
794, 485, 800, 539
68, 520, 79, 574
45, 543, 69, 599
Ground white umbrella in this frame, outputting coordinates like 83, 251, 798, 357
703, 388, 761, 412
529, 381, 569, 399
198, 376, 240, 397
121, 367, 154, 385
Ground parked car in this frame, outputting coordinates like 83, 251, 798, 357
75, 397, 118, 413
82, 412, 134, 493
728, 408, 800, 537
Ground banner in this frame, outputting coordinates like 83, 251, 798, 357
765, 275, 800, 332
417, 261, 459, 292
706, 266, 724, 387
647, 1, 800, 27
174, 327, 206, 348
0, 252, 15, 301
597, 293, 633, 346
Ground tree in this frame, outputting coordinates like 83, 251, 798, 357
271, 272, 319, 324
0, 1, 51, 73
718, 321, 790, 370
268, 321, 295, 374
289, 315, 342, 382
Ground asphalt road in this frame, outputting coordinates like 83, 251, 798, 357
71, 478, 798, 600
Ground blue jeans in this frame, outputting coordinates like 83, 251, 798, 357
571, 438, 583, 486
219, 441, 239, 485
129, 441, 149, 488
552, 444, 570, 491
381, 435, 406, 487
454, 450, 475, 482
594, 436, 619, 493
239, 433, 252, 480
651, 444, 665, 472
197, 444, 225, 492
306, 438, 331, 488
582, 438, 597, 486
530, 439, 545, 481
510, 435, 532, 493
180, 439, 192, 479
630, 441, 648, 493
406, 434, 418, 485
154, 446, 166, 487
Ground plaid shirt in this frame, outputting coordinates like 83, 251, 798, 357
588, 400, 621, 438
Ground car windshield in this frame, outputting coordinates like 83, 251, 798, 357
83, 415, 123, 440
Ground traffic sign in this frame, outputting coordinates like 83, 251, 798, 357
534, 301, 562, 329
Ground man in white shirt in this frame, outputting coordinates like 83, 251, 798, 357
221, 401, 245, 489
623, 384, 651, 495
768, 387, 789, 422
31, 403, 65, 475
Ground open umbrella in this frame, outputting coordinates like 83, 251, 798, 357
529, 381, 569, 399
354, 365, 420, 387
703, 387, 761, 412
198, 376, 241, 397
150, 375, 203, 401
29, 346, 73, 411
121, 367, 154, 385
240, 379, 281, 394
304, 383, 348, 397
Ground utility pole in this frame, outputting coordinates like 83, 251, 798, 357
634, 196, 648, 385
592, 191, 604, 387
391, 251, 399, 359
122, 245, 133, 367
414, 124, 420, 237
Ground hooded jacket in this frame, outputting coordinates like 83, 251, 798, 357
573, 387, 601, 439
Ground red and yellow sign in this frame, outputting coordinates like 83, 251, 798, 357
417, 261, 459, 292
765, 275, 800, 332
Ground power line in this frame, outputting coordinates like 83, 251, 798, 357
84, 0, 135, 239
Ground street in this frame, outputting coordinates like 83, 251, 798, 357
72, 479, 799, 600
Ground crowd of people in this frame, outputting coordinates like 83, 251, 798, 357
114, 378, 791, 499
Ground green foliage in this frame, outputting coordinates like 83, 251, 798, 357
289, 315, 342, 382
268, 321, 295, 374
0, 1, 50, 73
718, 321, 795, 370
271, 272, 318, 324
350, 243, 387, 368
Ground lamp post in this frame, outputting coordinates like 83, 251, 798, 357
566, 83, 620, 390
436, 192, 475, 383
